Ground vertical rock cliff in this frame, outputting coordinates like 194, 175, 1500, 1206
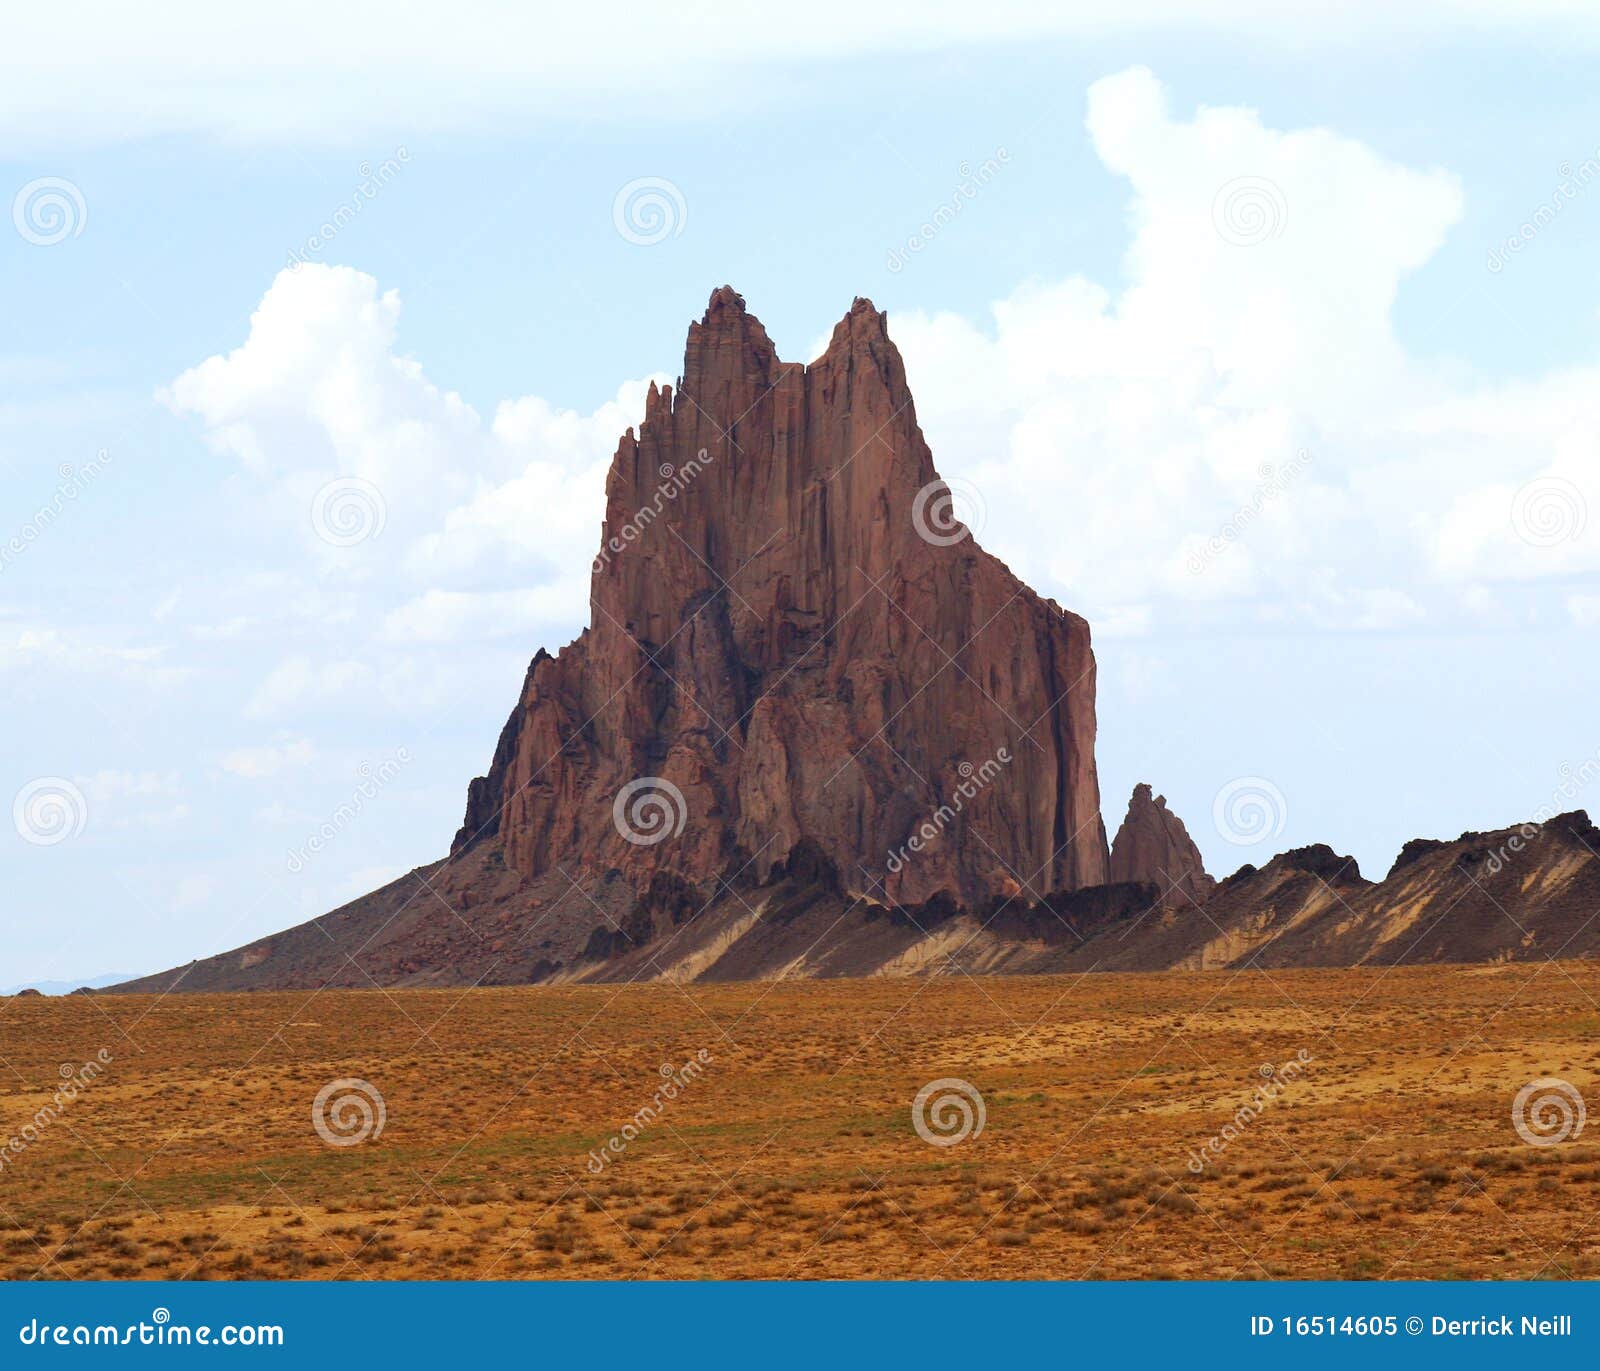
453, 287, 1109, 907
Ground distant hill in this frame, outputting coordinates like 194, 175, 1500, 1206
3, 973, 141, 997
106, 807, 1600, 993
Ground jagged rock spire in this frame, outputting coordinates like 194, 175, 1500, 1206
1109, 783, 1215, 904
454, 288, 1109, 907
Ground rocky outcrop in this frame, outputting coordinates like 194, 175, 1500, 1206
103, 288, 1600, 995
1108, 783, 1215, 904
452, 287, 1108, 908
108, 808, 1600, 991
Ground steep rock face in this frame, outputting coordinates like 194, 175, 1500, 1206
453, 287, 1109, 907
1108, 783, 1215, 904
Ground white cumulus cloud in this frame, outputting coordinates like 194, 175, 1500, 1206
165, 264, 661, 662
165, 74, 1600, 699
888, 67, 1600, 634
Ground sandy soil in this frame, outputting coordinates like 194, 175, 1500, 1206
1, 963, 1597, 1279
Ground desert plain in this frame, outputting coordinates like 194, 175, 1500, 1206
0, 962, 1597, 1280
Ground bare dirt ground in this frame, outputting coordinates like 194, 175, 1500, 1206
1, 963, 1597, 1280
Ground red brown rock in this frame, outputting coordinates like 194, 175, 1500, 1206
108, 805, 1600, 991
1108, 783, 1215, 904
453, 287, 1109, 907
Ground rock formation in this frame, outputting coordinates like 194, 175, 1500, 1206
1108, 783, 1215, 904
452, 287, 1108, 908
105, 290, 1600, 994
109, 806, 1600, 992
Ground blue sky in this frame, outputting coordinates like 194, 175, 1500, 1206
5, 4, 1600, 987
